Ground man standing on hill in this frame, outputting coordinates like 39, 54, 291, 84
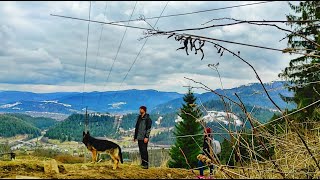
134, 106, 152, 169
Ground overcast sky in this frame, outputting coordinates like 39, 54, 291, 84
0, 1, 299, 94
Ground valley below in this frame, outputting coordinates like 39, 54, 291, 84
0, 81, 300, 179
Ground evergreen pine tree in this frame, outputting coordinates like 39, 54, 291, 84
279, 1, 320, 123
168, 88, 203, 168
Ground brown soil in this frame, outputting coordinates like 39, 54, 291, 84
0, 156, 196, 179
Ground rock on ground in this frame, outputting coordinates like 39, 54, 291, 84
15, 176, 41, 179
43, 159, 59, 174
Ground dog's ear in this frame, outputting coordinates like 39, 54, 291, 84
83, 131, 85, 136
87, 131, 90, 135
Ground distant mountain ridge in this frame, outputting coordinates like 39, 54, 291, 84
0, 90, 184, 114
151, 81, 295, 114
0, 81, 295, 115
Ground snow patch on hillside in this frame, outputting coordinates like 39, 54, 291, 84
108, 102, 126, 109
0, 102, 22, 108
202, 111, 243, 126
269, 109, 281, 113
42, 100, 72, 107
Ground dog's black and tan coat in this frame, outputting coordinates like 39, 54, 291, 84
82, 131, 123, 170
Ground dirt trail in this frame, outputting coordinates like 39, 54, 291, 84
0, 157, 195, 179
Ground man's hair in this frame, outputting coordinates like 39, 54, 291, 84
140, 106, 147, 112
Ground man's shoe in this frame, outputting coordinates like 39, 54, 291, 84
142, 165, 148, 169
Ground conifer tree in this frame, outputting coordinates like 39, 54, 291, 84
279, 1, 320, 123
168, 88, 203, 168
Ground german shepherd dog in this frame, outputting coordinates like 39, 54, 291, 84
82, 131, 123, 170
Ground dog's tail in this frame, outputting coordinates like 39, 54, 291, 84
118, 145, 123, 164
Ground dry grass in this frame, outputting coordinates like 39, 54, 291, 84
209, 129, 320, 179
270, 130, 320, 179
160, 158, 169, 168
0, 155, 195, 179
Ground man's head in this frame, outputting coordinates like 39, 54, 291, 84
139, 106, 147, 114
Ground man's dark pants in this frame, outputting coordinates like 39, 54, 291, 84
138, 140, 148, 167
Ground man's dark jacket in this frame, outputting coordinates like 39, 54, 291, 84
134, 113, 152, 140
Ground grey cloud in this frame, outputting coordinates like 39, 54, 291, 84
0, 1, 295, 93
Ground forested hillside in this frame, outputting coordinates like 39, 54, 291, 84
0, 114, 41, 138
44, 114, 117, 142
43, 100, 277, 143
5, 113, 57, 130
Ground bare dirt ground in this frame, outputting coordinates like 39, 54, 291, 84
0, 156, 196, 179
